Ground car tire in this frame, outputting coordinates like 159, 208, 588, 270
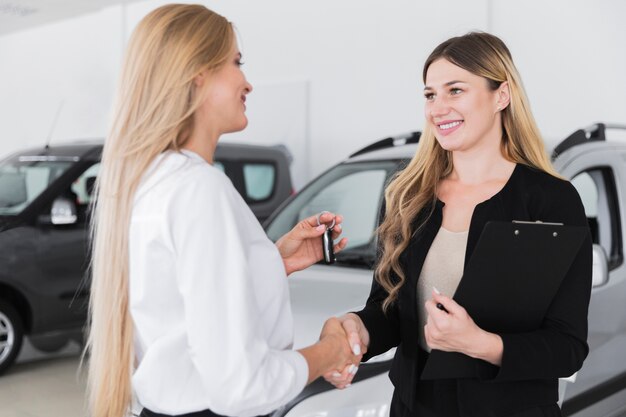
0, 300, 24, 376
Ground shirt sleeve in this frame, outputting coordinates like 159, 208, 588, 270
491, 180, 592, 382
167, 167, 308, 416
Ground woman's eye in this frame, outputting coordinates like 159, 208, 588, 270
424, 93, 435, 101
450, 88, 462, 95
236, 60, 245, 67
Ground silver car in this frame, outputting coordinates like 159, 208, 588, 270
265, 124, 626, 417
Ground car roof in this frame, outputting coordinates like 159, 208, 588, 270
346, 143, 417, 163
344, 138, 626, 166
7, 140, 104, 160
214, 142, 292, 163
554, 139, 626, 161
345, 123, 626, 165
5, 139, 291, 162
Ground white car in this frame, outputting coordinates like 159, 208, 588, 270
264, 124, 626, 417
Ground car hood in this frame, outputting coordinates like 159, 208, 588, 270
287, 264, 373, 349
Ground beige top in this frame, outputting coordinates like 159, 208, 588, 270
417, 227, 469, 352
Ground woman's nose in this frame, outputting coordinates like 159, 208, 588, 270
429, 98, 450, 118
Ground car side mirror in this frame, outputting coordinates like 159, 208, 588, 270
50, 196, 77, 225
592, 244, 609, 287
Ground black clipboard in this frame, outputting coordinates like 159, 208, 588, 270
421, 220, 588, 380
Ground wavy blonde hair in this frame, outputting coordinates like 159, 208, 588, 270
376, 32, 559, 311
85, 5, 234, 417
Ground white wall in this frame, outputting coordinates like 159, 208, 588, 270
1, 1, 625, 187
0, 6, 122, 153
492, 0, 626, 142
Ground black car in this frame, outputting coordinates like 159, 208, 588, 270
0, 140, 293, 374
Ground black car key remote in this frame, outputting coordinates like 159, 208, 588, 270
317, 211, 336, 264
322, 225, 335, 264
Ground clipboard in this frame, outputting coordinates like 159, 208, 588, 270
421, 220, 588, 380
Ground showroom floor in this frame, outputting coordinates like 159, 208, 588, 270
0, 339, 85, 417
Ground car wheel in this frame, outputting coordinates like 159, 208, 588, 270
0, 300, 24, 375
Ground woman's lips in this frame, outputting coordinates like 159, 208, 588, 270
436, 120, 463, 136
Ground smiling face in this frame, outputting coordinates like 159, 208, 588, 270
424, 58, 509, 154
195, 41, 253, 138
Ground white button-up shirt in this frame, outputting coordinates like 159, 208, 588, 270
129, 150, 307, 416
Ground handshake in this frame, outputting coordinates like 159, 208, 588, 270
318, 313, 371, 389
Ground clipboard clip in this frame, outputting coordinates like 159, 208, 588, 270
512, 220, 564, 226
511, 220, 565, 238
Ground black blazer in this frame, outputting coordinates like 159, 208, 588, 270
355, 164, 592, 417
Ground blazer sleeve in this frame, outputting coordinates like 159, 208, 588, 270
355, 273, 402, 361
493, 180, 592, 382
354, 200, 402, 361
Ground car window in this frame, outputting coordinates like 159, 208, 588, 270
63, 162, 101, 224
243, 163, 275, 201
0, 158, 73, 215
297, 170, 387, 248
265, 160, 401, 268
71, 163, 100, 205
571, 167, 623, 269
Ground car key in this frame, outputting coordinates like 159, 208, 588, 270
322, 224, 335, 264
317, 211, 336, 264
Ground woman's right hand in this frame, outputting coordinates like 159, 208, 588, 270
323, 313, 370, 389
275, 212, 348, 275
318, 317, 361, 370
298, 317, 361, 384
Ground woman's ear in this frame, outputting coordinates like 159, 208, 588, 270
496, 81, 511, 112
194, 70, 207, 88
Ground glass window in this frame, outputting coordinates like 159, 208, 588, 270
71, 163, 100, 205
571, 167, 622, 269
265, 161, 400, 268
0, 158, 73, 215
297, 170, 387, 248
571, 173, 598, 217
243, 163, 275, 201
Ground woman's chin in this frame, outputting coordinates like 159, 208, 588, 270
435, 138, 461, 152
223, 118, 249, 135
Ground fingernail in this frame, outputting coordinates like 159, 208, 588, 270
316, 225, 325, 231
348, 364, 357, 374
352, 344, 361, 355
433, 286, 441, 295
332, 372, 341, 378
345, 383, 352, 388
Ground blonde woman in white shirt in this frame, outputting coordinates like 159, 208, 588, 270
86, 5, 358, 417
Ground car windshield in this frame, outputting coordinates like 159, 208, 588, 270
265, 160, 403, 269
0, 156, 75, 215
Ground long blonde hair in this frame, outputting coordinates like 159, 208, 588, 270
376, 32, 559, 311
86, 5, 234, 417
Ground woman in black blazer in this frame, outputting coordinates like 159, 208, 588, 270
325, 32, 592, 417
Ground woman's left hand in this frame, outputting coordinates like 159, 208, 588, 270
275, 211, 348, 276
424, 290, 503, 366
